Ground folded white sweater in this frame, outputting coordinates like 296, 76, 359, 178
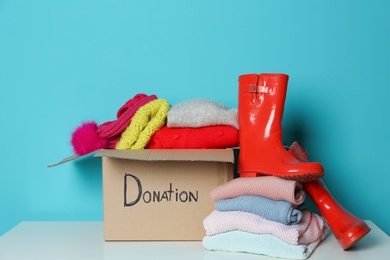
202, 228, 329, 260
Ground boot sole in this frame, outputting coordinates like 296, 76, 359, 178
239, 171, 323, 183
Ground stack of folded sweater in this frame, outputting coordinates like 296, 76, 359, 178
146, 98, 239, 149
202, 176, 329, 259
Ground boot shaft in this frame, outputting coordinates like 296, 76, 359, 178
238, 73, 289, 141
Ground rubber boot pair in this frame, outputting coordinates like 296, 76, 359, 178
238, 73, 323, 183
288, 141, 371, 250
237, 72, 370, 249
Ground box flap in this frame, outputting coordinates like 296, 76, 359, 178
95, 149, 234, 163
48, 151, 97, 168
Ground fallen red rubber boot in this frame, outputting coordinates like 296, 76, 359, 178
288, 141, 371, 250
238, 73, 324, 182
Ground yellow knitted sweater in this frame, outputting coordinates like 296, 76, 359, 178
116, 99, 170, 150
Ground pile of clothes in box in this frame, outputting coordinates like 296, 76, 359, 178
70, 93, 239, 156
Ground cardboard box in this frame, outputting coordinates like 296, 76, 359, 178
92, 149, 234, 241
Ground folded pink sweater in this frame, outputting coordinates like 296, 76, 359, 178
211, 176, 305, 205
203, 210, 326, 246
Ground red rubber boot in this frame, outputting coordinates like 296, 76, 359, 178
288, 141, 371, 250
238, 73, 324, 182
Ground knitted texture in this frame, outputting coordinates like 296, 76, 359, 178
167, 98, 238, 129
146, 125, 239, 149
105, 136, 121, 149
215, 195, 302, 225
203, 210, 326, 246
97, 94, 157, 138
116, 99, 170, 150
211, 176, 305, 206
202, 228, 329, 260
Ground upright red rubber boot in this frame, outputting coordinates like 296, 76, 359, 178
288, 141, 371, 250
238, 73, 324, 182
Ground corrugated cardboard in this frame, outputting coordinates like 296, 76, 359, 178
95, 149, 234, 241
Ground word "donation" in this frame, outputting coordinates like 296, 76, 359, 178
124, 173, 199, 207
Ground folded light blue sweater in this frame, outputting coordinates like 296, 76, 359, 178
215, 195, 302, 225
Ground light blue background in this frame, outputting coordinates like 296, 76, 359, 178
1, 0, 389, 237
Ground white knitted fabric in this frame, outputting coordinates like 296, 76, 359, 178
202, 228, 329, 260
203, 210, 326, 246
167, 98, 238, 129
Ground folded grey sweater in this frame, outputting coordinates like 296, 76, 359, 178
167, 98, 238, 129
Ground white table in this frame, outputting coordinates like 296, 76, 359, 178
0, 221, 389, 260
